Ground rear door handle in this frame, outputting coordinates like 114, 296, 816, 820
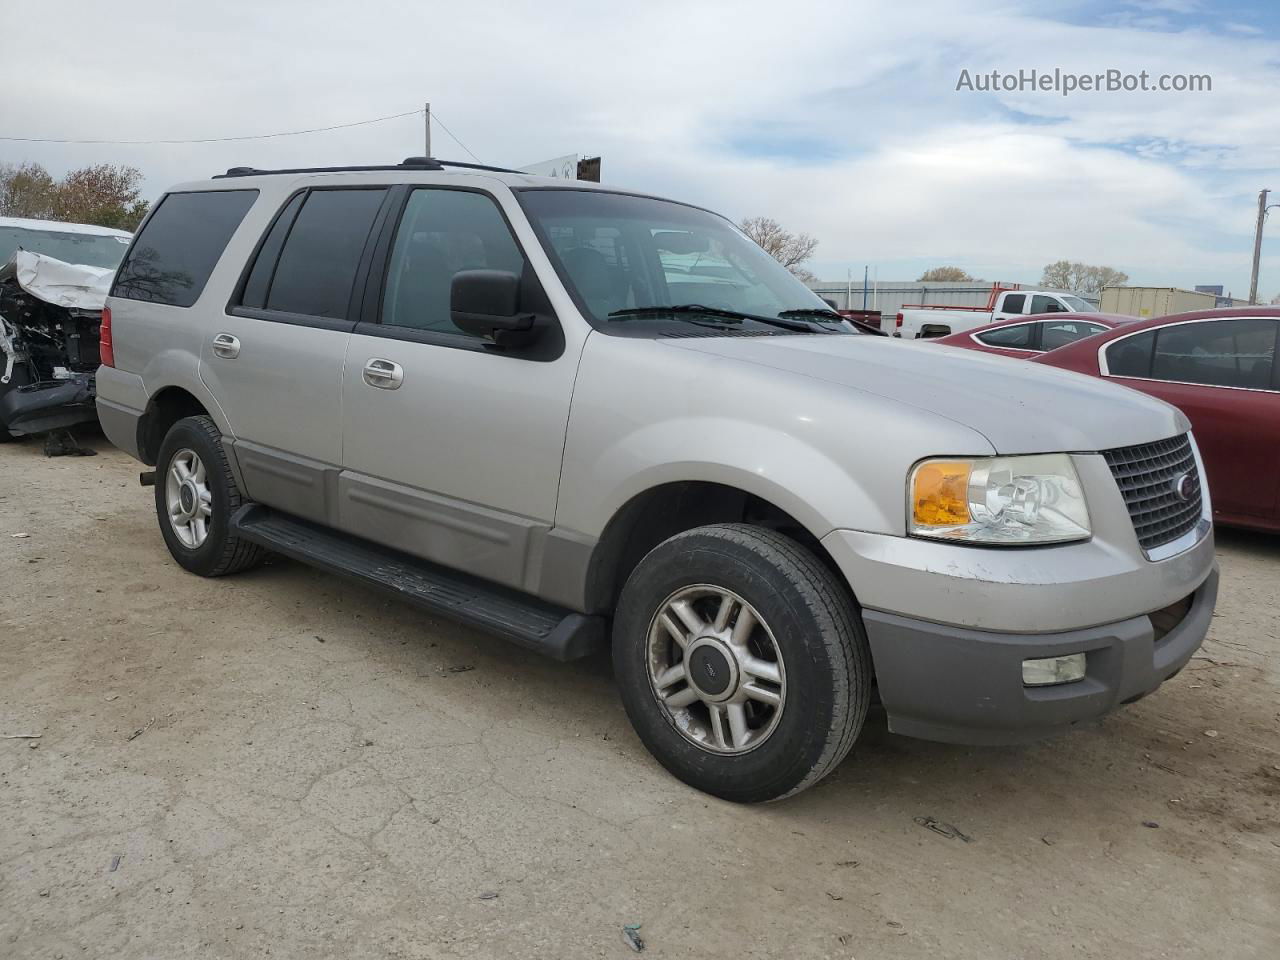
212, 333, 240, 359
362, 358, 404, 389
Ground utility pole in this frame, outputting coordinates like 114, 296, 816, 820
862, 265, 869, 311
424, 102, 431, 158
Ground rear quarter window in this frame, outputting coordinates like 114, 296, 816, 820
976, 323, 1035, 348
113, 190, 258, 307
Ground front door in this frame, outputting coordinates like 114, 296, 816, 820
339, 185, 584, 590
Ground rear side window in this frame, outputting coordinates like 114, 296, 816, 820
1000, 293, 1026, 314
1041, 321, 1106, 351
113, 190, 257, 307
976, 323, 1035, 348
1106, 331, 1155, 377
1151, 319, 1277, 389
246, 188, 385, 319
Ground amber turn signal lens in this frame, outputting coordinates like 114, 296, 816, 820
912, 460, 972, 527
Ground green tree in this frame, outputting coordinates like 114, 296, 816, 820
0, 161, 149, 230
918, 266, 973, 282
0, 162, 58, 219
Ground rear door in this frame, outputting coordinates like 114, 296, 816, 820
1102, 317, 1280, 522
201, 185, 391, 523
337, 183, 581, 590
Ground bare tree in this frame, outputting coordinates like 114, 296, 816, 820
738, 216, 819, 281
918, 266, 973, 282
1040, 260, 1129, 295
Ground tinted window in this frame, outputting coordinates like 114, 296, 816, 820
1041, 321, 1106, 351
240, 192, 305, 309
382, 189, 524, 335
1029, 294, 1066, 314
1106, 330, 1155, 377
976, 323, 1035, 348
114, 190, 257, 307
264, 189, 385, 319
1151, 319, 1277, 389
1001, 293, 1026, 314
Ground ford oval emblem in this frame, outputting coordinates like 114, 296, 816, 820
1172, 472, 1195, 502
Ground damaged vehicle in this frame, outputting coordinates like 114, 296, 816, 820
0, 217, 132, 448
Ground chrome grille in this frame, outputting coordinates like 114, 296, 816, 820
1102, 434, 1203, 552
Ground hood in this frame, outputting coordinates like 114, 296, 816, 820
665, 334, 1187, 454
0, 250, 113, 312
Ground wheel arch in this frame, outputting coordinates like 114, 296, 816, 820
137, 386, 214, 465
582, 479, 854, 616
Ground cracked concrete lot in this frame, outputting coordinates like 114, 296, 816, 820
2, 435, 1279, 959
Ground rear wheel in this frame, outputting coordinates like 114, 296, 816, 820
155, 415, 264, 577
613, 523, 871, 802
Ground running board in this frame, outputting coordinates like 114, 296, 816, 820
230, 504, 605, 661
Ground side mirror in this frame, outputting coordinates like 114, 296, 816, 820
450, 269, 538, 346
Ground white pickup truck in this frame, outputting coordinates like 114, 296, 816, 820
894, 287, 1097, 340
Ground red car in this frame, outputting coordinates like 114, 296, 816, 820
931, 312, 1138, 357
1034, 307, 1280, 533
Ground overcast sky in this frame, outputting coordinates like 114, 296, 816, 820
5, 0, 1279, 295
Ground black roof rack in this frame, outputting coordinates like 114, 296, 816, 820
213, 157, 521, 179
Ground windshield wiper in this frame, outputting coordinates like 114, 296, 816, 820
777, 308, 843, 322
607, 304, 820, 333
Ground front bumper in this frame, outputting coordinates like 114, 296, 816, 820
862, 566, 1217, 744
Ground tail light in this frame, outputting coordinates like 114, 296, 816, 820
895, 312, 904, 328
99, 305, 115, 368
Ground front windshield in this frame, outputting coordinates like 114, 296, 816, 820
516, 189, 838, 327
1061, 295, 1097, 312
0, 226, 131, 270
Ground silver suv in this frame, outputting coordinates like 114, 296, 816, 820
96, 158, 1218, 801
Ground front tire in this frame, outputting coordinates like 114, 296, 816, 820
613, 523, 871, 802
155, 415, 264, 577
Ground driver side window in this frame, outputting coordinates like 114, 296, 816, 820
381, 189, 525, 337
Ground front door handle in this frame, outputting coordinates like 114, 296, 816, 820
212, 333, 240, 359
362, 358, 404, 390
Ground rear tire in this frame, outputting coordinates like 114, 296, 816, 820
155, 415, 264, 577
613, 523, 871, 802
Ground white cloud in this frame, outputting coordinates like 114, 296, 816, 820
2, 0, 1276, 295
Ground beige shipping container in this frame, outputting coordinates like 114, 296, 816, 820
1099, 286, 1218, 318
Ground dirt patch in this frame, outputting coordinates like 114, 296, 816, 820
2, 433, 1278, 958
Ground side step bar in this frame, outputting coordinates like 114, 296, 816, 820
230, 504, 606, 661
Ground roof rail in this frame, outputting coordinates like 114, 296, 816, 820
213, 157, 520, 179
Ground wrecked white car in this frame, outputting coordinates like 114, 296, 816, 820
0, 217, 132, 446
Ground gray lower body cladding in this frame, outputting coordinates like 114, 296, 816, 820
862, 567, 1218, 745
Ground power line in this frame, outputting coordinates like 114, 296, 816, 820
429, 111, 483, 163
0, 108, 424, 145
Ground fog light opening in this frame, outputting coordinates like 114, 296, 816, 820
1022, 653, 1087, 687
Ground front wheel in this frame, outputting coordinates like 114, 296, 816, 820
154, 415, 264, 577
613, 523, 871, 802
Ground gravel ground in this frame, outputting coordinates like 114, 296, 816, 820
2, 433, 1278, 959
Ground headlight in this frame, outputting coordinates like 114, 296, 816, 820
909, 454, 1091, 545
